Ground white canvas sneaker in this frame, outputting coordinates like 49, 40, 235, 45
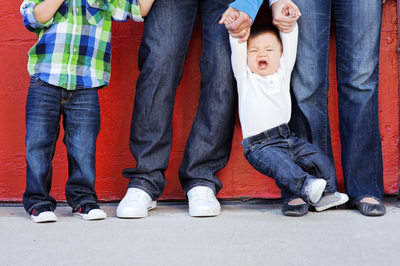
305, 179, 327, 204
187, 186, 221, 217
30, 206, 57, 223
116, 188, 156, 218
73, 203, 107, 220
314, 192, 349, 212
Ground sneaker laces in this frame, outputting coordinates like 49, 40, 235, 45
32, 205, 53, 216
124, 188, 151, 204
190, 187, 215, 201
77, 203, 99, 214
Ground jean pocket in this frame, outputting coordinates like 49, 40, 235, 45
30, 77, 45, 87
250, 139, 270, 151
53, 1, 69, 24
86, 0, 108, 26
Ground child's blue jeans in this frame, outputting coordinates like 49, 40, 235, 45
23, 77, 100, 214
241, 124, 337, 205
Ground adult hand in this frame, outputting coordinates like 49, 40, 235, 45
219, 7, 252, 42
271, 0, 300, 33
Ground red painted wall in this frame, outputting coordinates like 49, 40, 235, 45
0, 1, 398, 202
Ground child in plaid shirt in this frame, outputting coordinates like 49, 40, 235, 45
20, 0, 152, 222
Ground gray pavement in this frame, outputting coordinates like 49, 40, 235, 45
1, 198, 400, 266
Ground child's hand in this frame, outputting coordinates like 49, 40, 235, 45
219, 7, 252, 42
271, 0, 300, 33
282, 4, 301, 19
224, 11, 240, 25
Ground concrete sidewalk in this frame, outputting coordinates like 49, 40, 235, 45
1, 198, 400, 266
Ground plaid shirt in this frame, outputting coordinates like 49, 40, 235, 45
20, 0, 143, 90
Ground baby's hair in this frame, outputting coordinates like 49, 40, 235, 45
248, 25, 282, 50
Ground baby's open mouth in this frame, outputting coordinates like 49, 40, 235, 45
258, 59, 268, 69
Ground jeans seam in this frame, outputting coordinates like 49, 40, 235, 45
44, 119, 60, 200
373, 73, 382, 197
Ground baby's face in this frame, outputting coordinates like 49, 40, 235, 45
247, 32, 282, 77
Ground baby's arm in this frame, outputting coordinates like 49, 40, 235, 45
225, 10, 248, 78
139, 0, 155, 17
279, 3, 299, 71
229, 35, 248, 78
280, 23, 298, 72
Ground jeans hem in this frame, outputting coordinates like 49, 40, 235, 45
183, 181, 217, 197
27, 201, 56, 215
72, 199, 98, 212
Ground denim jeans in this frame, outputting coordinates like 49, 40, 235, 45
122, 0, 236, 200
289, 0, 384, 204
241, 124, 337, 204
23, 77, 100, 214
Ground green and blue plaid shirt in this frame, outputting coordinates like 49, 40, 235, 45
21, 0, 143, 90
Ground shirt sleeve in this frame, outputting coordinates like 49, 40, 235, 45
280, 23, 298, 72
229, 0, 263, 22
109, 0, 144, 22
229, 0, 279, 22
269, 0, 278, 6
20, 0, 53, 32
229, 35, 248, 78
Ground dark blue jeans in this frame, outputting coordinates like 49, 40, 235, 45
23, 77, 100, 214
122, 0, 236, 200
241, 124, 337, 205
289, 0, 384, 204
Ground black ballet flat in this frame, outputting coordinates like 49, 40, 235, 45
281, 202, 309, 217
355, 201, 386, 217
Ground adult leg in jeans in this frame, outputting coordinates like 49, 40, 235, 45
286, 0, 332, 214
179, 0, 236, 195
63, 88, 101, 211
291, 0, 385, 216
122, 0, 199, 200
334, 0, 384, 214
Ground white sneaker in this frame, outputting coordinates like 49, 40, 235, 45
305, 179, 327, 204
116, 188, 156, 218
187, 186, 221, 217
30, 207, 57, 223
73, 203, 107, 220
314, 192, 349, 212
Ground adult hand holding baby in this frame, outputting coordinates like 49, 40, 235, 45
271, 0, 301, 33
219, 7, 252, 42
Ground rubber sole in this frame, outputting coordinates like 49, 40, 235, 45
30, 211, 57, 223
116, 201, 156, 218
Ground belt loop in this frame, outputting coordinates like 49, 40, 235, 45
278, 124, 288, 138
285, 124, 290, 136
263, 130, 268, 139
278, 124, 283, 137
